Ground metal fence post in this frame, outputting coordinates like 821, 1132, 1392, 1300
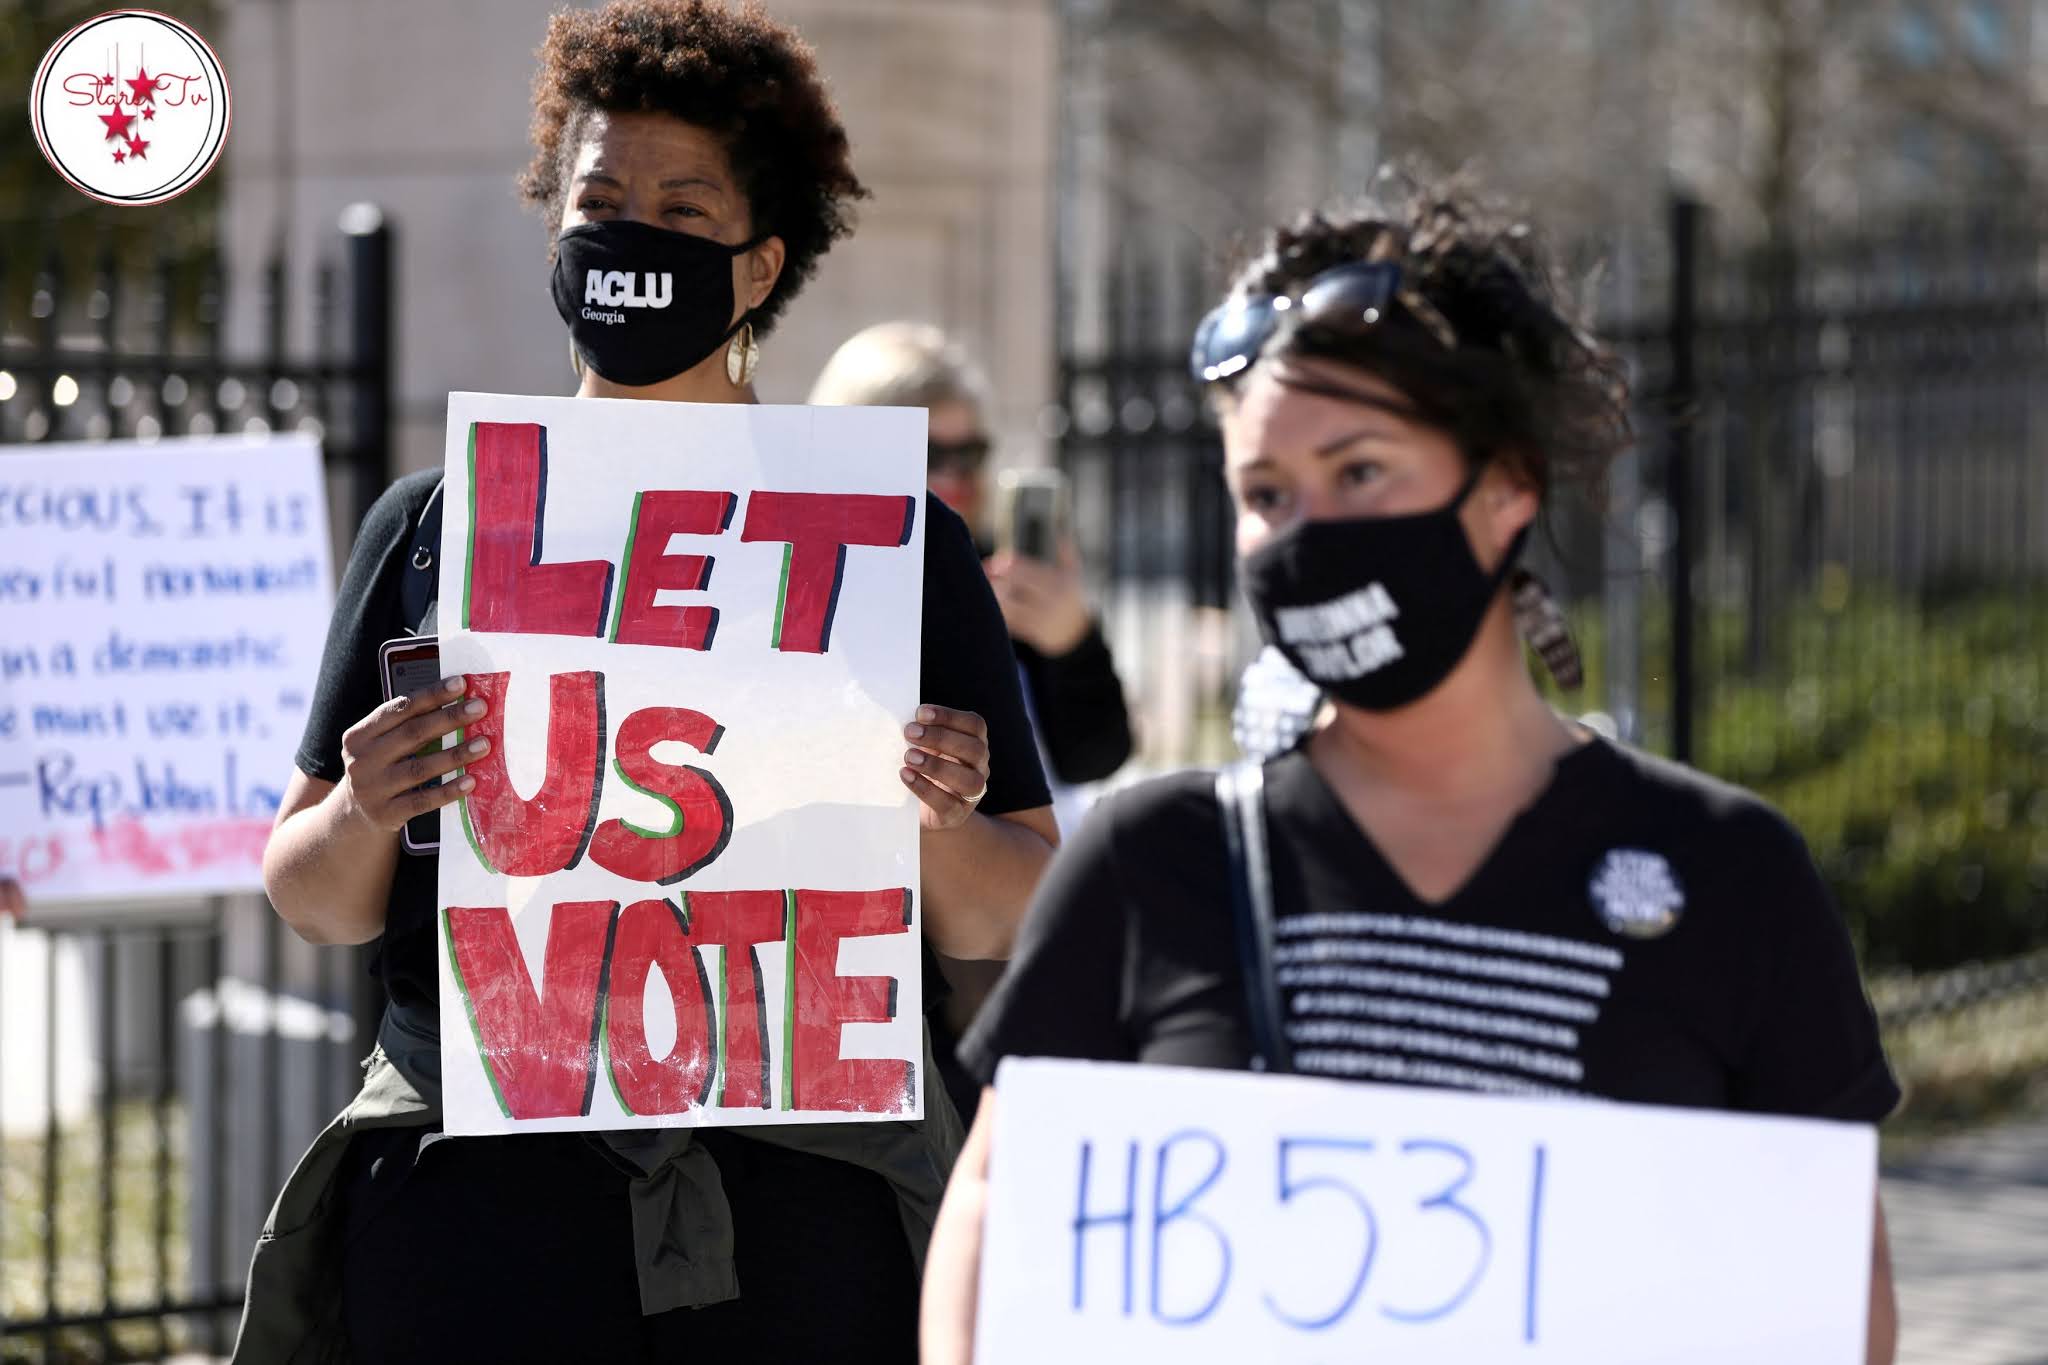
341, 204, 394, 527
340, 205, 394, 1051
1667, 195, 1701, 765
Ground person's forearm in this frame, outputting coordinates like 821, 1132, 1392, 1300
923, 1092, 997, 1365
263, 791, 398, 946
921, 811, 1055, 959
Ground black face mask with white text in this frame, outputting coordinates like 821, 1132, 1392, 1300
1239, 465, 1526, 712
550, 219, 759, 387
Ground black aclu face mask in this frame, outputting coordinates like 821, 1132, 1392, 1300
1240, 465, 1528, 712
550, 219, 759, 387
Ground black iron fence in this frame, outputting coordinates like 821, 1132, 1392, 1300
0, 207, 392, 1362
1055, 197, 2048, 982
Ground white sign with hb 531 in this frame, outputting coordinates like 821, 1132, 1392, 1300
978, 1058, 1877, 1364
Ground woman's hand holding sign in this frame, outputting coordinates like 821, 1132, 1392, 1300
904, 703, 1059, 962
337, 677, 489, 834
903, 705, 992, 831
263, 676, 492, 948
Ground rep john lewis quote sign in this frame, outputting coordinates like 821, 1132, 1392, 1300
0, 435, 332, 904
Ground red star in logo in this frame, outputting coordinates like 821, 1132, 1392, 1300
142, 106, 155, 121
112, 146, 127, 164
125, 134, 149, 160
99, 105, 135, 141
125, 67, 157, 105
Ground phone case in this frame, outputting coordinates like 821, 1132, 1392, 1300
377, 636, 447, 855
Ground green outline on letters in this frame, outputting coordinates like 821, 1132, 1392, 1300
780, 889, 796, 1111
694, 893, 729, 1107
454, 724, 492, 873
601, 992, 634, 1117
460, 423, 478, 631
442, 906, 513, 1119
769, 543, 793, 649
607, 491, 643, 642
612, 756, 683, 841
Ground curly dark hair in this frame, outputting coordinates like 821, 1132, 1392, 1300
1223, 170, 1631, 496
518, 0, 869, 338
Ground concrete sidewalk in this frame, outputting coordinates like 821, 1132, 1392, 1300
1885, 1110, 2048, 1365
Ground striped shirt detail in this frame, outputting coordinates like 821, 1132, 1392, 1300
1281, 912, 1624, 971
1271, 907, 1626, 1096
1290, 1048, 1575, 1098
1272, 938, 1612, 999
1290, 992, 1581, 1050
1275, 964, 1600, 1023
1287, 1020, 1586, 1083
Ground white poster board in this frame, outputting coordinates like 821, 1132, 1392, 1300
435, 393, 927, 1135
0, 434, 333, 904
979, 1058, 1876, 1364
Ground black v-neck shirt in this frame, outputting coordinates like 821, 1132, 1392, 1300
962, 738, 1900, 1121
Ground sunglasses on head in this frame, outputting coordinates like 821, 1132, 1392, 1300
928, 436, 991, 474
1188, 260, 1457, 385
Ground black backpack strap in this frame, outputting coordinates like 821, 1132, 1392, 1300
399, 477, 445, 636
1216, 759, 1291, 1074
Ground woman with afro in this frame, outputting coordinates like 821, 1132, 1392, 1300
236, 5, 1057, 1360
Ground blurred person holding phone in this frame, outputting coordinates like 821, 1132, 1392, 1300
810, 325, 1135, 1124
237, 5, 1057, 1362
810, 323, 1135, 796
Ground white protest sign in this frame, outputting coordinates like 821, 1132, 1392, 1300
979, 1058, 1876, 1365
0, 435, 333, 904
435, 393, 927, 1135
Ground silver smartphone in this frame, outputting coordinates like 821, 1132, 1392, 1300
997, 468, 1068, 563
377, 636, 450, 855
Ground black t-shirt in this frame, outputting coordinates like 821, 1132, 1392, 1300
1014, 625, 1133, 785
296, 468, 1051, 1012
298, 467, 1049, 1345
963, 737, 1900, 1122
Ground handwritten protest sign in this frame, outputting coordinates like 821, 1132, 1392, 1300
435, 393, 927, 1135
979, 1058, 1877, 1364
0, 435, 333, 904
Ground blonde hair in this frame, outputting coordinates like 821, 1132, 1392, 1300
807, 321, 993, 420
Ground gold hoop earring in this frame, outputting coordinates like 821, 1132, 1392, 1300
726, 322, 759, 387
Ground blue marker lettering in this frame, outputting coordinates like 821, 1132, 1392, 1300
1150, 1129, 1232, 1326
1072, 1139, 1141, 1315
1265, 1137, 1378, 1330
1524, 1143, 1547, 1343
1381, 1139, 1493, 1325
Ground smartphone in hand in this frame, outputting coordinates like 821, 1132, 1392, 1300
997, 468, 1068, 563
377, 636, 448, 855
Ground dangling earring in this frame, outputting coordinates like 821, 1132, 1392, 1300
1510, 569, 1584, 690
726, 322, 759, 386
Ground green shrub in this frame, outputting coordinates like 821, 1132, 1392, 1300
1555, 589, 2048, 971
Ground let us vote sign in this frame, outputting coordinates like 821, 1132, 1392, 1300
980, 1059, 1878, 1364
436, 393, 927, 1135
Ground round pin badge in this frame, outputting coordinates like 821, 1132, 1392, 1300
29, 9, 232, 208
1589, 848, 1685, 940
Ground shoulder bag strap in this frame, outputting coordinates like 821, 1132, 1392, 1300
1215, 759, 1291, 1074
399, 477, 445, 637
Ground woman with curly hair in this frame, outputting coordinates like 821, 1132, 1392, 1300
235, 4, 1056, 1360
922, 176, 1899, 1364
